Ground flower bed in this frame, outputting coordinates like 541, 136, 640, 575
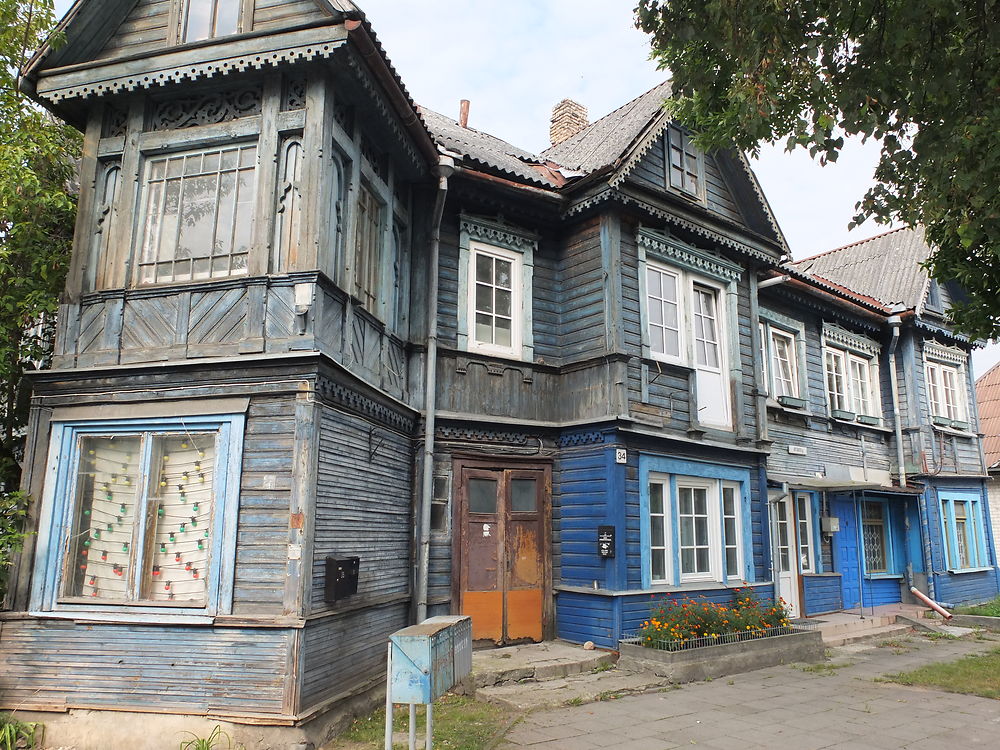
635, 588, 791, 652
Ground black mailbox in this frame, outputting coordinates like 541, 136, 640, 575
598, 525, 615, 558
325, 556, 360, 603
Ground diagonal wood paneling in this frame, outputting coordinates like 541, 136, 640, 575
188, 288, 248, 354
121, 295, 180, 360
265, 285, 298, 347
77, 300, 107, 355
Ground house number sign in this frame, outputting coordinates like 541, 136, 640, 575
598, 525, 615, 558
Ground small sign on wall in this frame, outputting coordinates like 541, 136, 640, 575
598, 525, 616, 558
615, 448, 627, 464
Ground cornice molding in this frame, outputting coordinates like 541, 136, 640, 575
459, 214, 538, 254
637, 227, 743, 282
823, 323, 881, 357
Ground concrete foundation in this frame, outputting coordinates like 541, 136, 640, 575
950, 614, 1000, 631
618, 629, 825, 683
13, 681, 385, 750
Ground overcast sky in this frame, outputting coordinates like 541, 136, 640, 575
49, 0, 999, 378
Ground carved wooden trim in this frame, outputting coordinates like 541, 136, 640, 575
150, 86, 263, 131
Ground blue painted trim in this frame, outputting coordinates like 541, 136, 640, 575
29, 414, 245, 621
938, 488, 990, 570
669, 474, 680, 586
810, 493, 823, 574
639, 460, 652, 590
740, 480, 754, 583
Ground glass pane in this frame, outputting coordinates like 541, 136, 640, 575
495, 259, 512, 289
681, 548, 694, 574
647, 268, 661, 297
475, 313, 492, 344
724, 517, 736, 542
649, 483, 663, 515
696, 548, 710, 573
694, 517, 708, 546
726, 548, 738, 575
468, 478, 497, 514
476, 253, 492, 283
651, 520, 664, 548
723, 487, 735, 517
475, 283, 493, 314
495, 289, 512, 317
495, 317, 512, 347
142, 434, 216, 603
680, 517, 694, 546
510, 479, 536, 512
693, 488, 707, 516
679, 487, 692, 515
652, 550, 665, 581
664, 329, 679, 357
66, 436, 142, 600
430, 501, 448, 532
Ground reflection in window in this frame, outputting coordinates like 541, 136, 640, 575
139, 145, 256, 285
183, 0, 240, 43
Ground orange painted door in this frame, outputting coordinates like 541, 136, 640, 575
458, 467, 547, 643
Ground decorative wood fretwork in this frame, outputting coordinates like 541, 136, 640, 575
101, 105, 128, 138
333, 102, 354, 134
637, 226, 743, 282
436, 426, 530, 445
822, 324, 881, 358
557, 431, 606, 447
282, 76, 306, 111
361, 136, 387, 182
150, 87, 263, 131
314, 377, 416, 433
459, 214, 539, 254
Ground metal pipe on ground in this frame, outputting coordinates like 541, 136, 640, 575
910, 586, 953, 620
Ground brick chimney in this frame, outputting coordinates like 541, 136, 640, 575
549, 99, 588, 146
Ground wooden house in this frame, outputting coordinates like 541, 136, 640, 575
1, 2, 997, 748
975, 364, 1000, 555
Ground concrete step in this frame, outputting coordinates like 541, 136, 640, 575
814, 616, 896, 636
823, 622, 914, 647
475, 665, 668, 711
464, 641, 617, 691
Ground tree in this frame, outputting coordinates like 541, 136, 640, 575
635, 0, 1000, 339
0, 0, 79, 600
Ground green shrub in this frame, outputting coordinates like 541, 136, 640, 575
178, 725, 244, 750
0, 713, 39, 750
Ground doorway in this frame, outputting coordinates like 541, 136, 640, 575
772, 492, 815, 618
452, 460, 551, 644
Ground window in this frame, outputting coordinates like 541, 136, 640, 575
666, 125, 704, 200
430, 475, 450, 533
940, 494, 988, 570
795, 493, 815, 573
139, 144, 256, 285
926, 361, 966, 422
646, 475, 744, 585
31, 414, 243, 618
824, 346, 880, 418
770, 329, 798, 398
861, 502, 888, 573
646, 265, 681, 359
644, 260, 730, 428
468, 243, 522, 357
353, 182, 384, 310
182, 0, 241, 43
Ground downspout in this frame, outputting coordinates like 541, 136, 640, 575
887, 314, 906, 488
415, 155, 456, 624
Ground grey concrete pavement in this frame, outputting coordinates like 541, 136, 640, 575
498, 633, 1000, 749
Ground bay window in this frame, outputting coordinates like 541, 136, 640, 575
138, 144, 257, 285
31, 412, 244, 619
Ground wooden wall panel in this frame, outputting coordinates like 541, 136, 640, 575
96, 0, 172, 61
0, 620, 291, 716
310, 403, 414, 612
557, 218, 606, 359
252, 0, 330, 32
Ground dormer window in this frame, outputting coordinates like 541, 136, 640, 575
666, 125, 704, 201
182, 0, 241, 43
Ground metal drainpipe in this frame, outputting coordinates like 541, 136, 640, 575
415, 155, 456, 624
886, 315, 906, 488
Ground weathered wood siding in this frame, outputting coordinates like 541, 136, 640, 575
0, 621, 292, 715
252, 0, 330, 32
629, 136, 746, 227
233, 396, 298, 614
97, 0, 172, 60
558, 218, 607, 360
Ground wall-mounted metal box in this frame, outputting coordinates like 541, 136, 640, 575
821, 516, 841, 533
324, 556, 360, 603
388, 615, 473, 704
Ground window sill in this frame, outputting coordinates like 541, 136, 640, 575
765, 398, 812, 417
463, 346, 527, 365
864, 573, 903, 581
829, 416, 894, 434
931, 425, 978, 439
30, 610, 215, 626
945, 566, 994, 575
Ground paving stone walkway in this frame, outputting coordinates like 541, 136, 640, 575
498, 633, 1000, 749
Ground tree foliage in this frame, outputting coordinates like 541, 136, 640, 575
0, 0, 79, 600
636, 0, 1000, 339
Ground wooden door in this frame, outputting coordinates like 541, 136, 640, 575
454, 463, 549, 644
772, 493, 816, 618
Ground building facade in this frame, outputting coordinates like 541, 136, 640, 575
1, 2, 997, 748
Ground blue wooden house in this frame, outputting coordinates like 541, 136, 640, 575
1, 2, 997, 748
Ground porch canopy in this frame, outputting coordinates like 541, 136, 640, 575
768, 474, 924, 496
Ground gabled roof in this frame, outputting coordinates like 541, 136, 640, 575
976, 362, 1000, 469
541, 81, 672, 172
791, 226, 931, 310
419, 107, 565, 190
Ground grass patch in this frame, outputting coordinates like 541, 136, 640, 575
887, 647, 1000, 699
799, 662, 853, 675
955, 596, 1000, 618
331, 694, 512, 750
921, 631, 959, 642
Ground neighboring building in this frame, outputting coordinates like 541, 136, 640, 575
975, 363, 1000, 556
1, 2, 997, 748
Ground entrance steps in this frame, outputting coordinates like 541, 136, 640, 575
808, 605, 936, 646
463, 641, 669, 710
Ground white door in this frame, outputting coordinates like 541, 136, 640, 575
772, 493, 815, 619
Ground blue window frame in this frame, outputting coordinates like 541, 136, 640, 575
939, 490, 989, 571
30, 414, 245, 622
639, 455, 753, 589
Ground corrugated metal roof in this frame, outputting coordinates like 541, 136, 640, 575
541, 81, 672, 172
419, 107, 563, 189
791, 226, 930, 309
976, 363, 1000, 468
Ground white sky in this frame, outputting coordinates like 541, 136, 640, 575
50, 0, 1000, 378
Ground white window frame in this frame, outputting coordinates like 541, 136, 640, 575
795, 492, 816, 573
180, 0, 244, 43
646, 263, 683, 363
824, 348, 849, 412
665, 125, 706, 202
645, 474, 743, 586
769, 328, 799, 399
925, 360, 967, 423
823, 345, 882, 419
466, 242, 523, 358
29, 413, 245, 623
137, 142, 257, 286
